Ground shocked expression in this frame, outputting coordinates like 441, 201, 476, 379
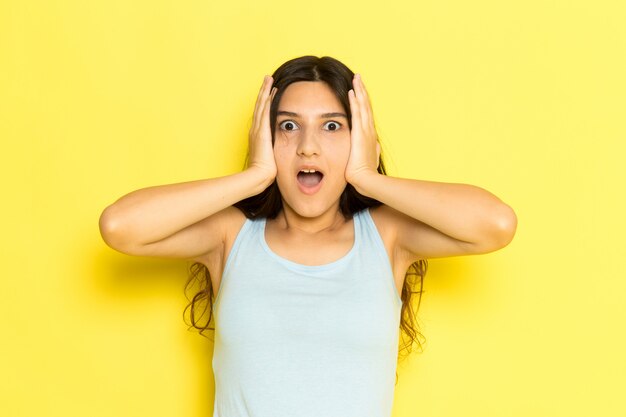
273, 81, 351, 216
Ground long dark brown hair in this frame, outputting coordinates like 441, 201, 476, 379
183, 55, 428, 383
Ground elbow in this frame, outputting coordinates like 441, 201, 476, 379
99, 205, 148, 256
492, 203, 518, 250
99, 206, 125, 250
473, 203, 517, 254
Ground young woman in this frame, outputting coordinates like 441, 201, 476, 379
99, 55, 517, 417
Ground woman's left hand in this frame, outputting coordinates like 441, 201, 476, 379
345, 73, 381, 186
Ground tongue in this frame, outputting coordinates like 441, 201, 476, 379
297, 172, 323, 187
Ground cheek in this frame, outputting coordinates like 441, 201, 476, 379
328, 137, 351, 158
273, 132, 294, 152
273, 143, 293, 175
325, 141, 351, 170
274, 131, 288, 144
273, 134, 288, 151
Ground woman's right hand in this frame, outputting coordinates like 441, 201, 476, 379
247, 75, 278, 182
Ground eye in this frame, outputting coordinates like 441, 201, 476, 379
324, 121, 342, 131
278, 120, 299, 131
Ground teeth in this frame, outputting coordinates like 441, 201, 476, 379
300, 169, 317, 173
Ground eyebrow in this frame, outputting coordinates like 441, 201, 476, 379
277, 110, 348, 119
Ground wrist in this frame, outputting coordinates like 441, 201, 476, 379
348, 169, 380, 198
244, 166, 276, 195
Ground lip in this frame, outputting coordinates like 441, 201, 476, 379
295, 164, 325, 195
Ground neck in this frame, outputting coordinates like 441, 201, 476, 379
275, 201, 346, 235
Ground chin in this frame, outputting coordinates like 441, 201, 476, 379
279, 193, 341, 219
285, 201, 330, 218
276, 177, 345, 217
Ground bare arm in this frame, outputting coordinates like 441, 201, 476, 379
353, 173, 517, 257
345, 73, 516, 259
99, 75, 278, 259
98, 168, 272, 253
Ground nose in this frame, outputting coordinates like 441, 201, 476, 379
296, 128, 321, 157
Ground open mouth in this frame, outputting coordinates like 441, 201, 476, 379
297, 170, 324, 188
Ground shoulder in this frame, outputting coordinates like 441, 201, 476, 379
369, 202, 483, 261
366, 204, 401, 251
204, 205, 249, 241
222, 205, 249, 236
368, 203, 417, 238
367, 204, 426, 263
191, 205, 248, 267
367, 204, 404, 233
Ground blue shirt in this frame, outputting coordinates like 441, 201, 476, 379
212, 207, 402, 417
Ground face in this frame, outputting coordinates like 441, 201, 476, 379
273, 81, 351, 218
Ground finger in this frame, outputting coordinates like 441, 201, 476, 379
251, 77, 267, 132
357, 74, 374, 128
348, 88, 361, 131
357, 74, 375, 124
353, 74, 370, 130
253, 76, 269, 120
260, 77, 274, 121
270, 86, 277, 104
256, 76, 272, 109
261, 87, 276, 128
352, 74, 363, 104
253, 76, 273, 132
265, 85, 276, 115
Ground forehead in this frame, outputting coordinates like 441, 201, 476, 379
278, 81, 343, 113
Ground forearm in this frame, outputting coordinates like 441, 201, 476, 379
99, 167, 272, 245
352, 172, 517, 245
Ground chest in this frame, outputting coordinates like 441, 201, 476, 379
206, 215, 409, 303
214, 224, 402, 342
264, 227, 354, 266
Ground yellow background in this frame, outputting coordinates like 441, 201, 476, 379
1, 0, 624, 416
